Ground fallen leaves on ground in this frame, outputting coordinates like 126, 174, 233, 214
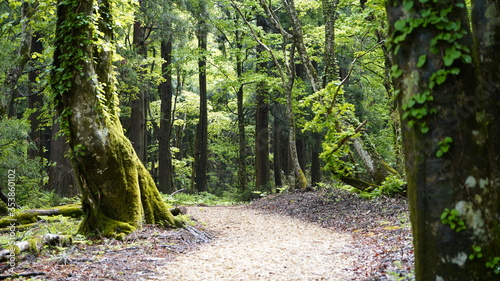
0, 224, 211, 280
250, 189, 414, 280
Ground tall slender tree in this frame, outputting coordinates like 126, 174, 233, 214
158, 33, 175, 194
235, 24, 248, 192
129, 18, 147, 163
193, 19, 209, 193
254, 15, 271, 191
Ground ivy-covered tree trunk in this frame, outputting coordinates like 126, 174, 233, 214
387, 0, 500, 279
51, 0, 175, 238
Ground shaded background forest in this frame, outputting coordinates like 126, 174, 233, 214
0, 0, 404, 208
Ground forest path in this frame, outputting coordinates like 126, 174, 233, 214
157, 206, 355, 280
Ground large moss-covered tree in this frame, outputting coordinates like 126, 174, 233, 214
51, 0, 175, 237
386, 0, 500, 279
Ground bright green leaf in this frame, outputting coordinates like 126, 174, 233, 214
436, 150, 444, 157
417, 54, 427, 67
403, 0, 414, 11
394, 19, 407, 31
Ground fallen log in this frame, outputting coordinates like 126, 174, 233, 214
0, 223, 38, 234
0, 233, 72, 261
0, 204, 82, 228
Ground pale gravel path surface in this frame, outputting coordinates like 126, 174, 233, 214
157, 206, 355, 281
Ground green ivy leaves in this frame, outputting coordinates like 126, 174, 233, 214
390, 0, 472, 138
440, 208, 467, 232
436, 136, 452, 157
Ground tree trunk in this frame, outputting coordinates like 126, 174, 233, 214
48, 118, 78, 197
387, 0, 500, 278
281, 0, 320, 92
254, 15, 271, 192
284, 48, 308, 190
51, 0, 175, 237
311, 133, 322, 186
322, 0, 339, 86
129, 20, 147, 163
158, 37, 175, 194
272, 111, 283, 188
236, 29, 247, 192
285, 86, 308, 190
193, 20, 209, 193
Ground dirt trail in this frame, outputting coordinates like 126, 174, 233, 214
156, 206, 355, 281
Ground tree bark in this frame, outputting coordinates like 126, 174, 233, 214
193, 20, 209, 193
48, 118, 78, 198
51, 0, 175, 237
158, 37, 175, 194
272, 109, 283, 187
254, 15, 271, 192
28, 33, 45, 161
235, 28, 247, 192
387, 0, 500, 278
129, 20, 147, 163
322, 0, 339, 86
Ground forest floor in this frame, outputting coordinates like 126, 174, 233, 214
1, 189, 414, 280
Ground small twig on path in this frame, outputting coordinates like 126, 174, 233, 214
0, 272, 46, 280
184, 225, 212, 243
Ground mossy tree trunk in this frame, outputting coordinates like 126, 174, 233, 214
51, 0, 175, 238
387, 0, 500, 279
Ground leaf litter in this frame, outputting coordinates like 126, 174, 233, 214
1, 188, 413, 280
251, 189, 414, 280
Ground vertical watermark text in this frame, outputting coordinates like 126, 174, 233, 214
7, 169, 17, 267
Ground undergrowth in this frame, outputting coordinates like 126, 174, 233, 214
164, 191, 241, 206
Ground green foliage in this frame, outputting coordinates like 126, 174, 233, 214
358, 175, 406, 198
436, 136, 452, 157
0, 214, 80, 248
440, 208, 467, 232
0, 118, 51, 209
469, 245, 483, 260
466, 245, 500, 274
377, 175, 407, 197
164, 191, 238, 206
486, 257, 500, 274
303, 82, 359, 176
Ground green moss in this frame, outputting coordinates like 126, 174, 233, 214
14, 213, 38, 225
10, 245, 21, 255
47, 204, 83, 217
0, 213, 38, 228
27, 237, 44, 253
